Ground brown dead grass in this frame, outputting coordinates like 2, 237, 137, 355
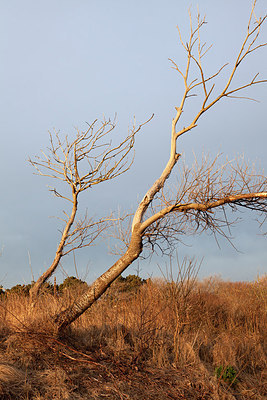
0, 274, 266, 399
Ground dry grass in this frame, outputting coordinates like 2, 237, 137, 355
0, 274, 266, 399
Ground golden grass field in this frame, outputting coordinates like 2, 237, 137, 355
0, 274, 266, 399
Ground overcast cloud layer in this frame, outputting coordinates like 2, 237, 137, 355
0, 0, 266, 288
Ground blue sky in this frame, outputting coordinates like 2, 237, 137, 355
0, 0, 266, 288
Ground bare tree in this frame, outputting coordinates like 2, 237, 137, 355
29, 116, 152, 302
34, 2, 266, 332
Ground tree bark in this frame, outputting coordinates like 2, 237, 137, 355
53, 223, 143, 333
29, 192, 78, 303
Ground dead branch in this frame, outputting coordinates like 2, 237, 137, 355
29, 115, 152, 302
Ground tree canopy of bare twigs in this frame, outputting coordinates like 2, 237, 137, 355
29, 116, 153, 302
29, 1, 266, 331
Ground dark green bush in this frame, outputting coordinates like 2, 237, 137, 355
116, 274, 146, 292
58, 276, 87, 292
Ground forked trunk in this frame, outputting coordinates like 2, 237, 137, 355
53, 224, 143, 333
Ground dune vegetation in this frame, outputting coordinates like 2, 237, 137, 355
0, 270, 266, 399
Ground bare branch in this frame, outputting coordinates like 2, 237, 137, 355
29, 115, 152, 302
167, 5, 267, 141
140, 155, 267, 238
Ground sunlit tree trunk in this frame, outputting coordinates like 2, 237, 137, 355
54, 224, 143, 332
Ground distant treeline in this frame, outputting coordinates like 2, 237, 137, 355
0, 274, 147, 296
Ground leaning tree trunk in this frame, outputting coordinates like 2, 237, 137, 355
29, 192, 78, 304
53, 224, 143, 333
